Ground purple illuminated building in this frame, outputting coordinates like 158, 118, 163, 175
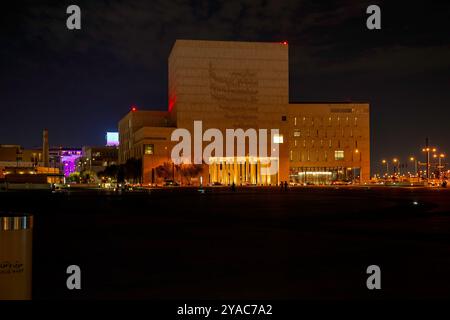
49, 148, 82, 177
60, 150, 82, 177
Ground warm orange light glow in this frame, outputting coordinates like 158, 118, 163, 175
382, 159, 386, 164
393, 158, 398, 163
410, 157, 415, 161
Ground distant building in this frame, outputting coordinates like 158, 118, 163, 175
106, 132, 119, 147
49, 148, 83, 177
0, 144, 62, 185
119, 40, 370, 185
77, 146, 119, 174
0, 144, 42, 170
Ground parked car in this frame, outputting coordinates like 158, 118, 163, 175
331, 180, 352, 185
164, 180, 179, 186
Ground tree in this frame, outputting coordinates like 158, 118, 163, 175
80, 170, 97, 183
117, 165, 125, 184
155, 162, 174, 181
98, 164, 119, 181
124, 158, 142, 183
179, 164, 203, 185
68, 172, 81, 183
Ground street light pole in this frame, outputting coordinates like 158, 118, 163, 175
393, 158, 398, 177
422, 144, 433, 183
410, 157, 418, 180
382, 160, 389, 177
354, 149, 360, 183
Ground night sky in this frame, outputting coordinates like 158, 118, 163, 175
1, 0, 449, 172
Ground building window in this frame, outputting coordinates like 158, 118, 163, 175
335, 150, 344, 160
294, 117, 297, 126
273, 134, 284, 144
294, 130, 301, 137
144, 144, 154, 155
290, 150, 293, 161
281, 116, 287, 121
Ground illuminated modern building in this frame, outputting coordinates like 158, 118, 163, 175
288, 103, 370, 184
49, 148, 83, 177
118, 40, 370, 185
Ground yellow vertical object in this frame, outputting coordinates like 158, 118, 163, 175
0, 214, 33, 300
234, 158, 239, 184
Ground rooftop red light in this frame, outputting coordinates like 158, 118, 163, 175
131, 106, 137, 112
281, 41, 288, 45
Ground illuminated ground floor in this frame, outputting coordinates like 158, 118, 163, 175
208, 156, 279, 186
289, 166, 361, 185
142, 155, 368, 186
205, 157, 362, 186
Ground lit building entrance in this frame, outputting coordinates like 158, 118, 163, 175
289, 167, 360, 185
209, 157, 279, 186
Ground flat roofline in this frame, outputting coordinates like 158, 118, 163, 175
174, 39, 288, 45
289, 101, 369, 104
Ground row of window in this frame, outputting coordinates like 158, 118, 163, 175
289, 150, 360, 162
292, 116, 359, 127
292, 139, 359, 148
293, 128, 363, 138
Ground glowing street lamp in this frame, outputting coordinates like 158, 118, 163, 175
353, 149, 361, 182
422, 146, 435, 181
409, 156, 418, 177
382, 159, 389, 176
439, 154, 446, 174
393, 158, 399, 176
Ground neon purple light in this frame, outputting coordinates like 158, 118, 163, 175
61, 150, 82, 177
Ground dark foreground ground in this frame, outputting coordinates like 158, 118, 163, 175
1, 186, 450, 300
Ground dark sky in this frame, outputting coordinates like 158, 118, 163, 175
1, 0, 449, 172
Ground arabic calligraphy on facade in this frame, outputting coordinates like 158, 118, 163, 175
209, 62, 259, 127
